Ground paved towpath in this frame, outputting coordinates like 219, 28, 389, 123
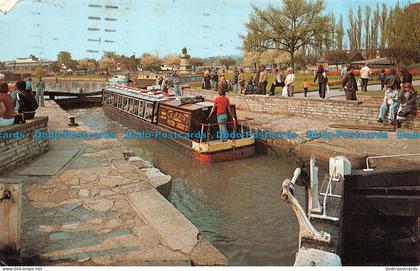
294, 80, 420, 98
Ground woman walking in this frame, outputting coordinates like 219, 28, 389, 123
285, 67, 295, 97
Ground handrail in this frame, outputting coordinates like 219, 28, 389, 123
200, 120, 237, 127
198, 118, 254, 143
363, 153, 420, 172
200, 118, 253, 127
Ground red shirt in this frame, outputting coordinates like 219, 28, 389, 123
0, 93, 14, 119
214, 96, 229, 115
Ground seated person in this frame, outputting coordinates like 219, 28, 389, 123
245, 77, 255, 95
0, 83, 15, 127
397, 83, 417, 121
377, 85, 399, 125
15, 80, 38, 120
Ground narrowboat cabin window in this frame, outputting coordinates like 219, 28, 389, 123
112, 94, 118, 106
128, 97, 133, 114
130, 98, 139, 115
117, 95, 123, 109
145, 102, 153, 122
138, 100, 145, 118
122, 96, 128, 111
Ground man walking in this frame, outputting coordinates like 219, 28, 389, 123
360, 63, 371, 92
258, 65, 268, 95
342, 65, 358, 100
35, 76, 45, 107
254, 65, 261, 94
212, 70, 219, 93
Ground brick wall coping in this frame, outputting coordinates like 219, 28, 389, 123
0, 117, 49, 135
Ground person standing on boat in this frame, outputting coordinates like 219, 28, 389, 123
207, 88, 235, 142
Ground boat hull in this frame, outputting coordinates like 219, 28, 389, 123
103, 104, 255, 163
192, 145, 255, 164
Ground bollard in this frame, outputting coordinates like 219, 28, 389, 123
68, 116, 78, 127
0, 179, 23, 253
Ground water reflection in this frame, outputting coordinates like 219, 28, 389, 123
68, 107, 300, 266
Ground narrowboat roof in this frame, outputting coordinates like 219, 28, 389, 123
105, 84, 175, 102
160, 99, 214, 111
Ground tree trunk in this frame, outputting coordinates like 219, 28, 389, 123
290, 52, 295, 70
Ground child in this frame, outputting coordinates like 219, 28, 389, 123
207, 88, 235, 142
301, 81, 310, 97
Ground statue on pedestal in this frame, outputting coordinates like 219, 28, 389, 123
181, 47, 190, 58
179, 47, 191, 74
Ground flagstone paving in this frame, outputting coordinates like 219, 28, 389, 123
7, 101, 227, 266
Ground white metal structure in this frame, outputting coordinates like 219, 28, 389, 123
363, 153, 420, 172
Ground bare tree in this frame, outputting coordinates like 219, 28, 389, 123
241, 0, 329, 69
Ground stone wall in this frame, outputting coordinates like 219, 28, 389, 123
183, 88, 420, 128
0, 117, 49, 175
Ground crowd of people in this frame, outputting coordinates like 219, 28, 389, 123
155, 73, 182, 96
200, 63, 417, 127
202, 65, 297, 97
378, 81, 417, 126
0, 73, 43, 127
338, 63, 417, 126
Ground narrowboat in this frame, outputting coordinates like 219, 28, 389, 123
102, 85, 255, 163
107, 75, 129, 86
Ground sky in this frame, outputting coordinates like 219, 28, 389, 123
0, 0, 416, 61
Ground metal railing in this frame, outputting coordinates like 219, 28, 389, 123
199, 117, 254, 144
363, 153, 420, 171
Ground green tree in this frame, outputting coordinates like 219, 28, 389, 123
127, 55, 139, 72
241, 0, 329, 69
57, 51, 72, 68
384, 4, 420, 67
